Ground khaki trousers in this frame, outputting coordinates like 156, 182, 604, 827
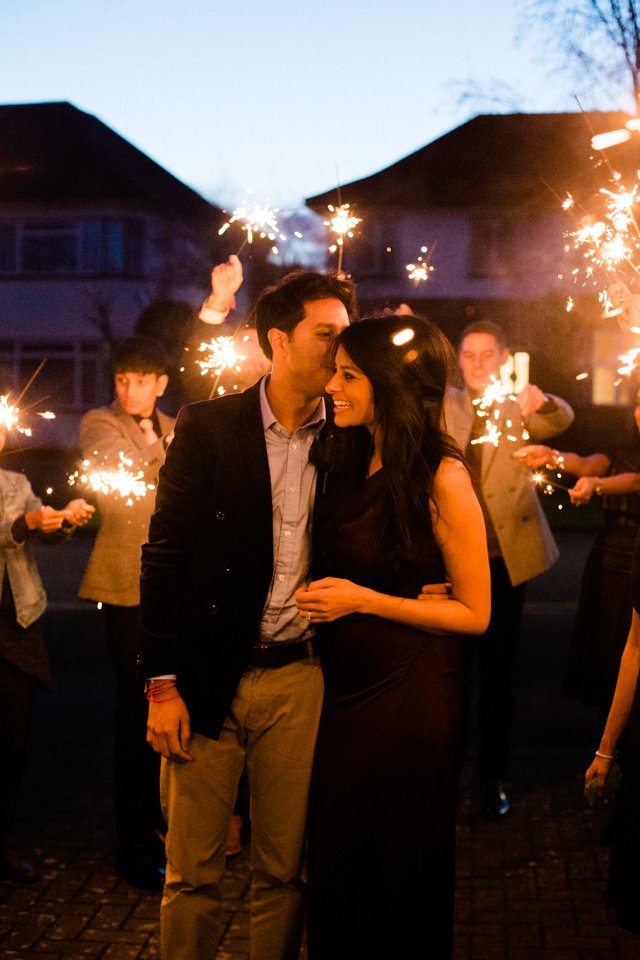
160, 655, 324, 960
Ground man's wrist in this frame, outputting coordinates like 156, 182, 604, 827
199, 300, 230, 324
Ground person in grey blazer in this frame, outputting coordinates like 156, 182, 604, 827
78, 336, 175, 890
443, 319, 574, 818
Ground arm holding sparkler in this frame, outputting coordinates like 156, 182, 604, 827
514, 444, 640, 504
22, 499, 94, 534
199, 254, 243, 325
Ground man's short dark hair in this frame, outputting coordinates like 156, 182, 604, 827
254, 271, 357, 360
458, 320, 508, 351
110, 336, 169, 376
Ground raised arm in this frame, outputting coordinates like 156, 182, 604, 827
199, 255, 244, 324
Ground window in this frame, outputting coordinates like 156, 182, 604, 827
591, 328, 637, 405
501, 352, 530, 394
0, 218, 144, 277
469, 218, 514, 279
0, 341, 110, 411
21, 222, 78, 273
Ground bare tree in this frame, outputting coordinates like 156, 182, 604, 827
521, 0, 640, 110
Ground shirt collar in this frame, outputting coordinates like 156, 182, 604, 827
259, 374, 326, 434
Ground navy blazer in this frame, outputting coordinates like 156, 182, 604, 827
140, 378, 330, 740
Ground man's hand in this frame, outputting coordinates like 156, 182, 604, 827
512, 445, 555, 469
202, 255, 244, 316
516, 383, 547, 417
62, 498, 95, 526
417, 583, 452, 601
147, 695, 193, 763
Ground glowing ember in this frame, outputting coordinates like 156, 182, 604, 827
68, 453, 154, 505
196, 336, 246, 378
324, 202, 362, 271
405, 245, 435, 285
469, 376, 530, 448
531, 471, 570, 494
218, 194, 286, 254
0, 395, 32, 436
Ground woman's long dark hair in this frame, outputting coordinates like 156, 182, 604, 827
324, 312, 463, 567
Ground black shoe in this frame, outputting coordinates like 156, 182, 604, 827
481, 781, 511, 819
116, 848, 165, 892
0, 851, 41, 884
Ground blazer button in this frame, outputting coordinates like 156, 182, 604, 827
224, 566, 231, 574
216, 510, 225, 520
210, 602, 218, 614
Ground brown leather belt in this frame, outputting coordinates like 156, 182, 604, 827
248, 638, 319, 668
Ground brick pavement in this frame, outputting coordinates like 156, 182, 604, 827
1, 531, 639, 959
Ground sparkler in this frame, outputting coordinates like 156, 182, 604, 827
531, 471, 572, 493
562, 119, 640, 379
68, 453, 154, 507
405, 245, 436, 285
469, 376, 530, 448
196, 336, 246, 379
195, 334, 248, 399
0, 360, 56, 438
0, 396, 25, 434
218, 193, 286, 255
324, 202, 361, 273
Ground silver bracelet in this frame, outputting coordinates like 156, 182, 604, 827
594, 749, 616, 761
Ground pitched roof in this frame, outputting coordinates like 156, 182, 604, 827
0, 101, 219, 221
306, 111, 634, 214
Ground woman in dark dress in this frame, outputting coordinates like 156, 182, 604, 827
585, 526, 640, 935
295, 314, 491, 959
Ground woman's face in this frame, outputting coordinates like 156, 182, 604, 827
325, 346, 376, 431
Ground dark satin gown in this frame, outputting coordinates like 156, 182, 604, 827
306, 470, 470, 960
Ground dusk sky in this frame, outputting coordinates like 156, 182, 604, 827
2, 1, 633, 212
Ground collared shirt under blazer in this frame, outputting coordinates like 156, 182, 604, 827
78, 400, 175, 607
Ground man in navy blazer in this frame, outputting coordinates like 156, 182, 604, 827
140, 264, 356, 960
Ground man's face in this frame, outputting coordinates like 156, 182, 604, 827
114, 370, 168, 418
284, 298, 350, 397
458, 332, 509, 393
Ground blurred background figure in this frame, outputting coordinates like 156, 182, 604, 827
515, 381, 640, 724
0, 423, 93, 882
445, 319, 574, 819
78, 336, 175, 891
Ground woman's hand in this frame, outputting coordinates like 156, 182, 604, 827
24, 505, 69, 533
295, 577, 372, 622
569, 476, 600, 504
584, 754, 614, 800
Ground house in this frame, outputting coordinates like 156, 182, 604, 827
0, 101, 224, 446
306, 111, 640, 447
